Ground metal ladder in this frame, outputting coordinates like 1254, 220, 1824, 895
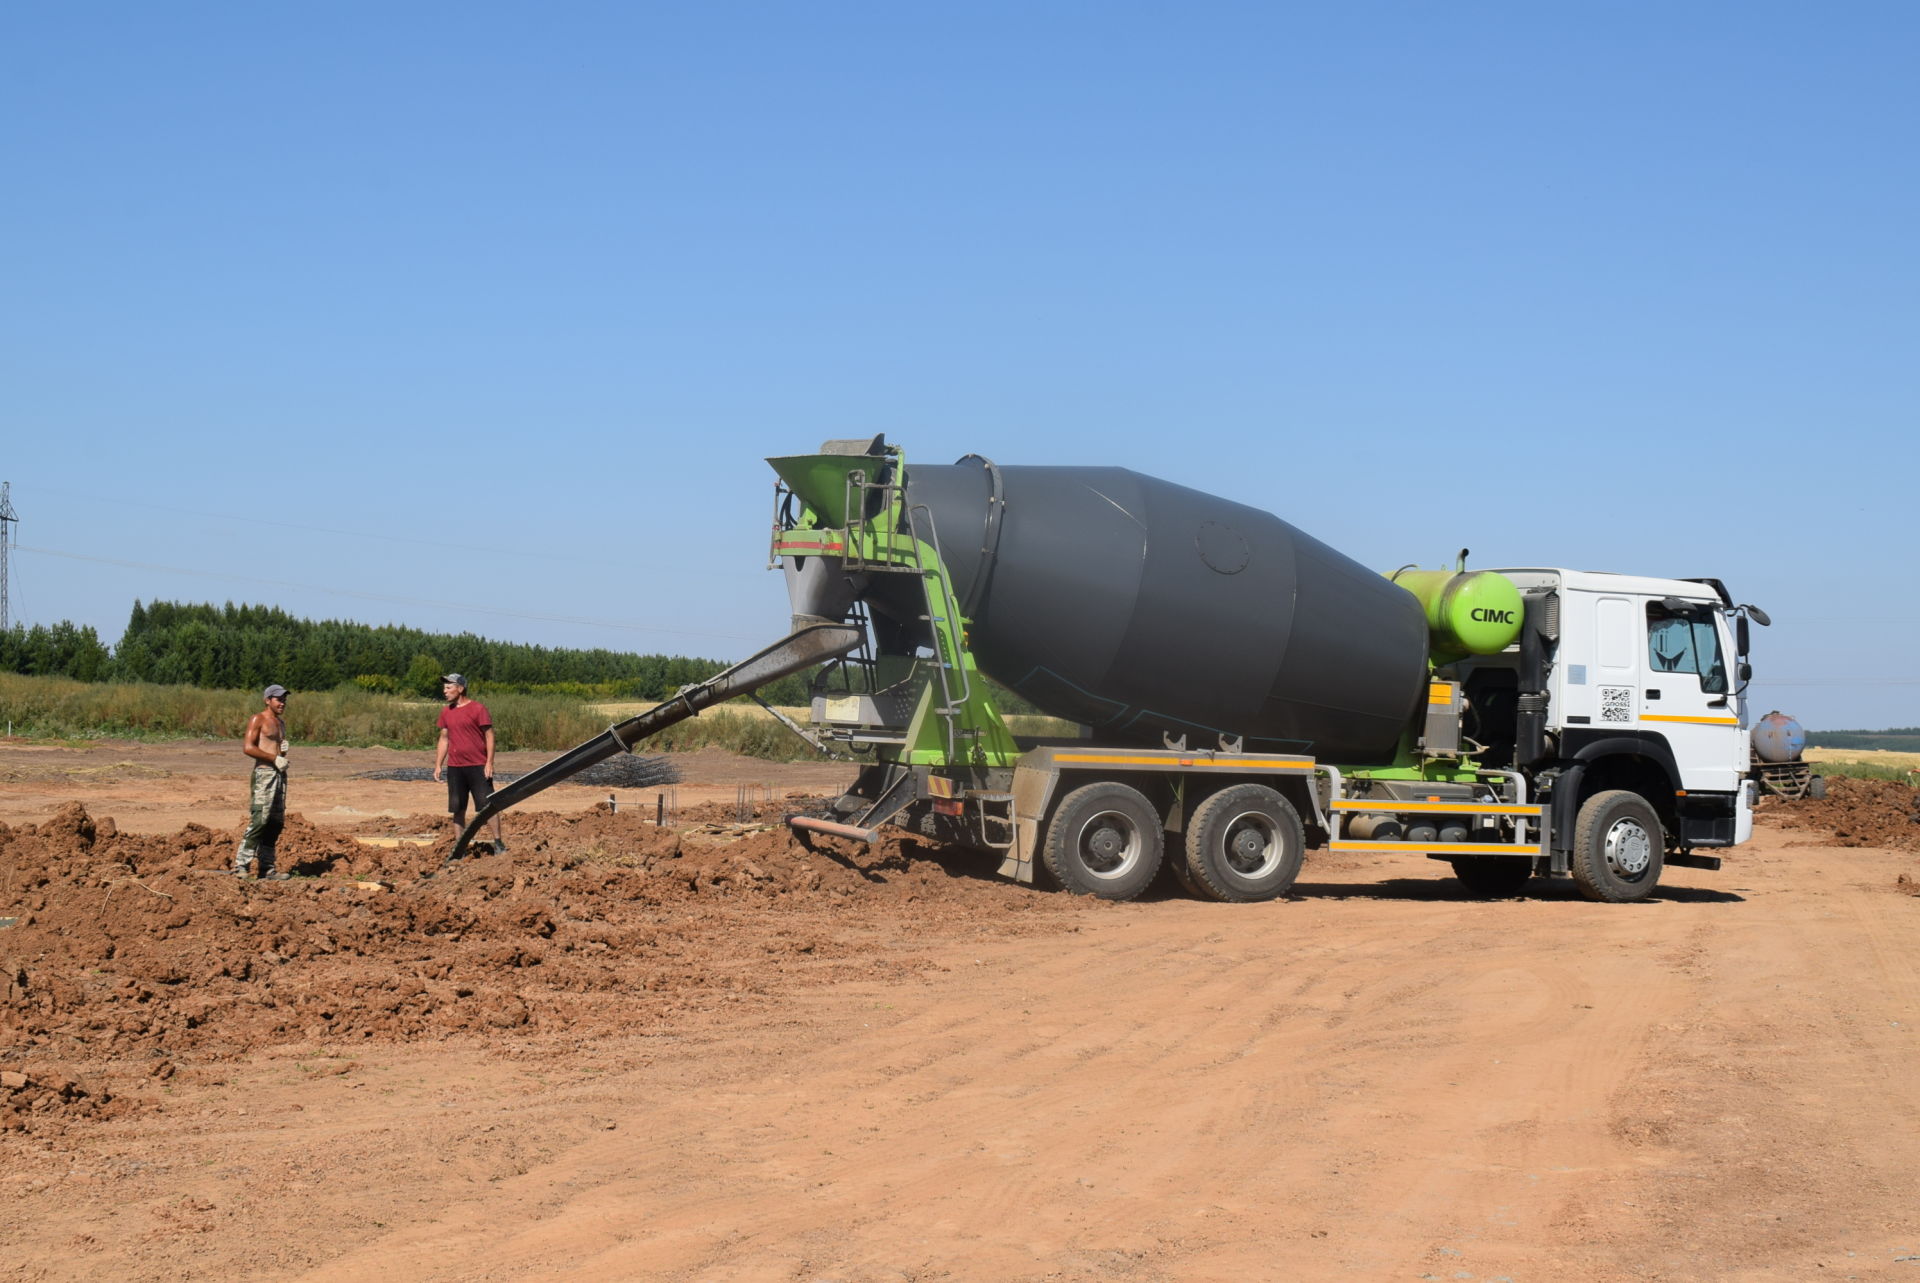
830, 468, 976, 764
971, 791, 1016, 850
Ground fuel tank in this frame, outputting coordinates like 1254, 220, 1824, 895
894, 458, 1430, 764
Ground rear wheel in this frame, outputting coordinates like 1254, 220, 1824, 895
1807, 774, 1828, 800
1570, 790, 1664, 903
1449, 855, 1534, 898
1042, 781, 1164, 900
1184, 784, 1304, 903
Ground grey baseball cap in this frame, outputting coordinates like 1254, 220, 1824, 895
263, 684, 290, 700
441, 673, 467, 688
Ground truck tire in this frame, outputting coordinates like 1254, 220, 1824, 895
1449, 855, 1534, 898
1042, 781, 1164, 900
1569, 790, 1665, 903
1808, 774, 1828, 800
1183, 784, 1304, 903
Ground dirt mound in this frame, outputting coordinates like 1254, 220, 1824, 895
0, 799, 1083, 1125
1764, 777, 1920, 853
0, 1063, 140, 1135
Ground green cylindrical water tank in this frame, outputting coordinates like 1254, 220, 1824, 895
1388, 568, 1524, 664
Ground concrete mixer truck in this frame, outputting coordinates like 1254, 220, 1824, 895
455, 436, 1772, 905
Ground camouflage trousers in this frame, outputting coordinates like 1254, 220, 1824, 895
235, 762, 287, 877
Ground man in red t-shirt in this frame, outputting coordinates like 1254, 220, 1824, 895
433, 673, 505, 854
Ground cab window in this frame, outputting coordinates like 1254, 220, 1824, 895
1646, 603, 1728, 694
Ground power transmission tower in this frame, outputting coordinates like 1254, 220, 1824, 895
0, 482, 17, 632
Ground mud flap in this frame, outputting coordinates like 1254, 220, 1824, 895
1002, 758, 1064, 885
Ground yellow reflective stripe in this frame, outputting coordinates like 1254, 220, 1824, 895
1331, 841, 1545, 855
1427, 682, 1455, 704
1640, 714, 1741, 726
1051, 753, 1314, 771
1330, 800, 1541, 816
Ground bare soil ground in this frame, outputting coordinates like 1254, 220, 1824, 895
3, 739, 1919, 1281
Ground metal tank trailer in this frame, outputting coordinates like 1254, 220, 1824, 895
1749, 711, 1827, 800
455, 435, 1770, 905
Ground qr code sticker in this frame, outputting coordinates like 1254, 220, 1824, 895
1600, 686, 1633, 723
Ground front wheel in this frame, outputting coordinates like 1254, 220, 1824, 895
1570, 790, 1665, 903
1042, 781, 1164, 900
1184, 784, 1304, 903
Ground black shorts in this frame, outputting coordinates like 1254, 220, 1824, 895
446, 764, 493, 821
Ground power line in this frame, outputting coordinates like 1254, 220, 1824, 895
0, 482, 18, 632
1757, 677, 1920, 687
14, 542, 763, 645
25, 483, 617, 568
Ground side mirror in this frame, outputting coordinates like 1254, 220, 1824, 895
1739, 661, 1752, 683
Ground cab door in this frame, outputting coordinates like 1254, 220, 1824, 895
1640, 601, 1742, 791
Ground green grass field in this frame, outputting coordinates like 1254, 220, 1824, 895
25, 670, 1900, 779
0, 672, 613, 751
0, 672, 1073, 763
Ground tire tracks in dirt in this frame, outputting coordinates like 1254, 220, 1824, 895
11, 826, 1917, 1282
293, 869, 1735, 1282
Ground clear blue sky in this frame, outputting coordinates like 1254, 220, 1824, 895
3, 4, 1913, 730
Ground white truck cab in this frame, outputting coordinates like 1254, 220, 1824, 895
1475, 568, 1758, 865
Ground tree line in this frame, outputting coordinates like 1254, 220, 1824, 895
1806, 728, 1920, 753
0, 601, 809, 703
1, 600, 1052, 715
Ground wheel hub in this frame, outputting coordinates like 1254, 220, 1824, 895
1080, 813, 1138, 877
1604, 818, 1653, 876
1223, 814, 1279, 877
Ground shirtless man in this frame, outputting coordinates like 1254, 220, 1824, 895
236, 684, 291, 880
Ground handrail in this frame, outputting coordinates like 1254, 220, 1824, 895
802, 465, 978, 764
906, 501, 974, 716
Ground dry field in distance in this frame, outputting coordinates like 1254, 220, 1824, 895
1805, 746, 1920, 771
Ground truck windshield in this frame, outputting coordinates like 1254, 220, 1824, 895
1647, 604, 1728, 694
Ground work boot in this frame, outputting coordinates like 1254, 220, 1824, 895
263, 870, 292, 881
